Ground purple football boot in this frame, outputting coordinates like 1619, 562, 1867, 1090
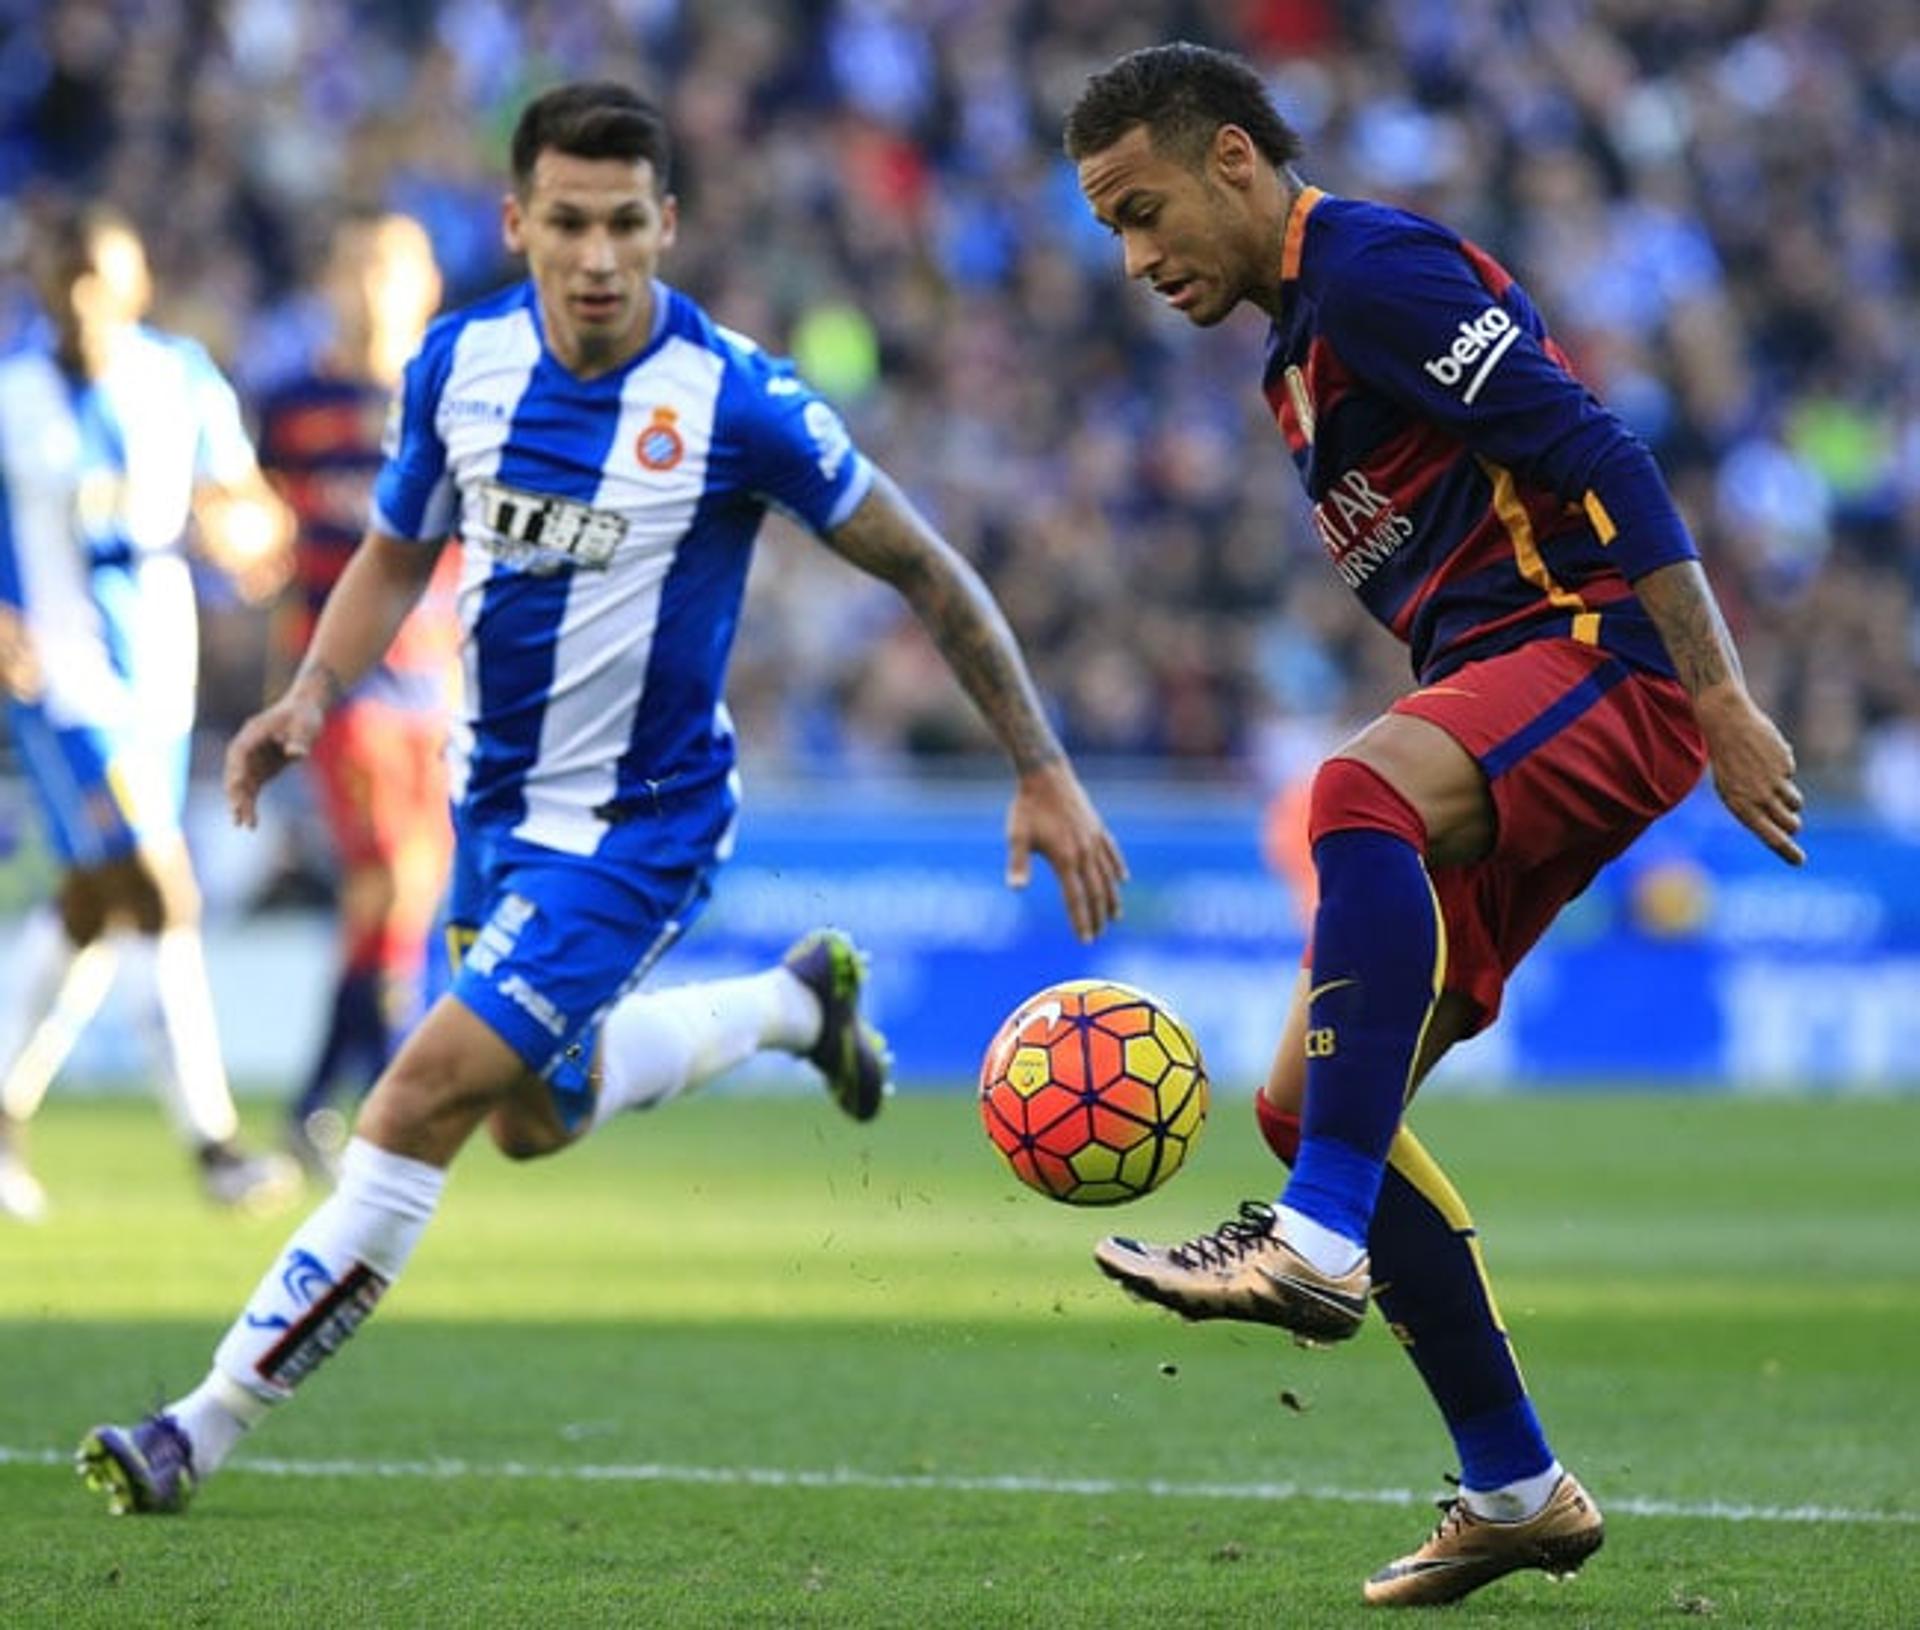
77, 1412, 197, 1515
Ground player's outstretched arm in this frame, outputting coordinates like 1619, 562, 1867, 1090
194, 469, 296, 604
825, 473, 1128, 940
1634, 559, 1805, 867
225, 529, 447, 828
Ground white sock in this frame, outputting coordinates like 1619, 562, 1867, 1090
124, 928, 241, 1148
167, 1369, 269, 1478
0, 912, 116, 1121
194, 1137, 444, 1466
589, 968, 819, 1128
1275, 1203, 1367, 1277
1463, 1460, 1564, 1522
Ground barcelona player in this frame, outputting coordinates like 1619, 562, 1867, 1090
0, 204, 299, 1220
78, 81, 1125, 1515
256, 211, 458, 1176
1065, 45, 1801, 1607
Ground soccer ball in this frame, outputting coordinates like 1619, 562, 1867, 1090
978, 979, 1208, 1205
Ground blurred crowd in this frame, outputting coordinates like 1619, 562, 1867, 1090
2, 0, 1916, 813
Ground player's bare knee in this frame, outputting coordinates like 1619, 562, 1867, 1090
357, 1070, 498, 1164
119, 846, 198, 932
486, 1107, 570, 1162
54, 871, 110, 945
357, 1022, 523, 1164
484, 1069, 575, 1160
1317, 719, 1492, 866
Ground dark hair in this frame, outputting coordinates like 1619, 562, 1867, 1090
1063, 42, 1303, 171
509, 81, 672, 192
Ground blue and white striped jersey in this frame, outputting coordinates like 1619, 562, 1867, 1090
373, 280, 874, 856
0, 326, 257, 740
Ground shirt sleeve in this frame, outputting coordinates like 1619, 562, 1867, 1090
370, 332, 458, 543
719, 344, 874, 535
182, 342, 261, 488
1318, 227, 1697, 580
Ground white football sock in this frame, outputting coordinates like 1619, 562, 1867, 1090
589, 968, 820, 1128
1275, 1202, 1367, 1276
1463, 1460, 1564, 1522
123, 928, 241, 1147
0, 911, 116, 1122
167, 1370, 269, 1478
203, 1137, 445, 1430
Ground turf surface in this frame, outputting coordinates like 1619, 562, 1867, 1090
1, 1092, 1916, 1626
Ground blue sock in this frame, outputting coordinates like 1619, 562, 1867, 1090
292, 968, 388, 1119
1283, 828, 1442, 1245
1376, 1131, 1554, 1489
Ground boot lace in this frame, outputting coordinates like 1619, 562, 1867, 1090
1420, 1474, 1475, 1548
1168, 1200, 1280, 1270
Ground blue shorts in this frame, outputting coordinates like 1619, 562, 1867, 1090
445, 807, 730, 1129
7, 706, 187, 866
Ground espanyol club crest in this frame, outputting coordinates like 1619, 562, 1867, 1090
635, 407, 684, 471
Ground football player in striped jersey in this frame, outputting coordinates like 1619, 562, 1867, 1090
79, 81, 1125, 1516
1066, 42, 1800, 1607
0, 204, 299, 1222
256, 211, 458, 1177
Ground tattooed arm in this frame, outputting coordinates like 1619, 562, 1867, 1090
1634, 559, 1804, 866
825, 472, 1127, 938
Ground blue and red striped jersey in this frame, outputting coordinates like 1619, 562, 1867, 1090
1264, 188, 1697, 686
257, 372, 458, 713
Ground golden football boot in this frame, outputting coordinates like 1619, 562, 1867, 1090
1094, 1199, 1371, 1343
1363, 1472, 1604, 1607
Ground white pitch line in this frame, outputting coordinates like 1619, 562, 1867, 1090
8, 1445, 1915, 1527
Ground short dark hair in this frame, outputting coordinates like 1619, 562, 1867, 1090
509, 81, 672, 192
1063, 42, 1303, 171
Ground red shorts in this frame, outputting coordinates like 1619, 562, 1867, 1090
308, 700, 452, 874
1392, 640, 1706, 1032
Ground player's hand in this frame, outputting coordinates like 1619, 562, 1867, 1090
197, 485, 294, 605
1695, 684, 1805, 867
1006, 760, 1129, 941
224, 691, 326, 828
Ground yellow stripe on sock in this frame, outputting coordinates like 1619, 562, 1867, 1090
1400, 867, 1449, 1107
1386, 1124, 1517, 1353
1386, 1125, 1470, 1229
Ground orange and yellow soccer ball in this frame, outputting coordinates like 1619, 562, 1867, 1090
978, 979, 1208, 1205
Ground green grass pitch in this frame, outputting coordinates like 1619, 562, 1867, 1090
1, 1091, 1916, 1626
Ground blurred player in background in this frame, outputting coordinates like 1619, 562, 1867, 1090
0, 204, 300, 1222
79, 80, 1125, 1515
257, 211, 458, 1178
1066, 45, 1803, 1608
